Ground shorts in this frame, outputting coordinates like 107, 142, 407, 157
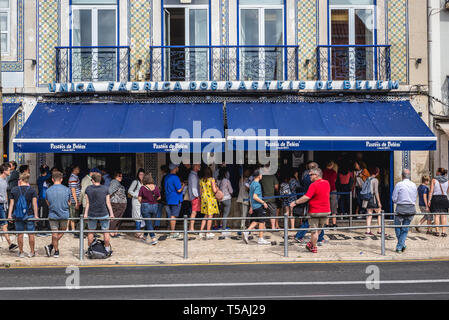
166, 204, 181, 218
15, 220, 35, 232
251, 207, 267, 219
266, 202, 277, 217
49, 219, 68, 231
309, 213, 329, 230
87, 215, 110, 231
0, 204, 7, 226
419, 206, 433, 222
191, 197, 201, 212
69, 204, 80, 219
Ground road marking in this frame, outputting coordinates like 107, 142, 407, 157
1, 279, 449, 291
167, 292, 449, 300
1, 258, 449, 270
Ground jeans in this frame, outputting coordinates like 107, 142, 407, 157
141, 203, 158, 238
394, 215, 413, 251
220, 199, 232, 230
155, 203, 163, 227
295, 220, 325, 242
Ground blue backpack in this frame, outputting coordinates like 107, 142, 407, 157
13, 186, 30, 221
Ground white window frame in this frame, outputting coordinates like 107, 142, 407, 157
71, 4, 118, 81
329, 3, 375, 80
0, 2, 10, 55
163, 4, 209, 81
239, 2, 284, 80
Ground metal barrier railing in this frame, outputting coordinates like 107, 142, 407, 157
0, 212, 448, 261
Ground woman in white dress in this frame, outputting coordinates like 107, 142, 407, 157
128, 168, 145, 238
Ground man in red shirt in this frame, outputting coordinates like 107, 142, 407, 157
290, 168, 330, 253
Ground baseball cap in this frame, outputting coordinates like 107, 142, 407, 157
168, 163, 179, 171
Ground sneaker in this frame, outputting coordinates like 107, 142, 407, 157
206, 233, 215, 239
295, 238, 305, 244
53, 250, 60, 258
150, 238, 158, 245
257, 238, 270, 245
243, 231, 249, 244
169, 233, 181, 239
8, 243, 18, 251
44, 244, 53, 257
18, 252, 25, 258
395, 249, 402, 253
317, 239, 329, 246
401, 246, 407, 252
28, 252, 35, 258
199, 233, 206, 239
306, 242, 318, 253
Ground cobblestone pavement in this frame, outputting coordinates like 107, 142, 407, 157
1, 223, 448, 267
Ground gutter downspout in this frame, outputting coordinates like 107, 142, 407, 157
428, 0, 435, 175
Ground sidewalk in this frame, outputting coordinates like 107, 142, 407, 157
1, 226, 448, 267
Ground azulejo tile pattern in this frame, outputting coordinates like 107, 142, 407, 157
387, 0, 408, 84
37, 0, 60, 86
128, 0, 152, 81
220, 0, 228, 46
2, 0, 24, 72
297, 0, 317, 80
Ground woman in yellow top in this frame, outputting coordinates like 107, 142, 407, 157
199, 167, 219, 239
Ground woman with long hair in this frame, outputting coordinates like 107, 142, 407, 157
128, 168, 145, 238
217, 166, 233, 237
428, 168, 449, 237
365, 167, 382, 235
138, 173, 161, 245
199, 167, 220, 239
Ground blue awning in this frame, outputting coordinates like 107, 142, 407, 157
3, 103, 21, 126
226, 101, 436, 151
14, 103, 225, 153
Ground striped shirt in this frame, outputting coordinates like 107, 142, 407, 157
68, 173, 81, 204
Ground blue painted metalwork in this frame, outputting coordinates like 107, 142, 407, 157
236, 0, 239, 81
55, 46, 131, 83
283, 0, 287, 81
316, 44, 391, 81
389, 151, 394, 214
149, 44, 300, 82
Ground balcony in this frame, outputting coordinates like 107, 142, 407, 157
147, 45, 301, 82
316, 45, 391, 81
55, 46, 131, 83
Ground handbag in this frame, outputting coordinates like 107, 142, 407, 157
214, 179, 224, 201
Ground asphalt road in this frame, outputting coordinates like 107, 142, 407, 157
0, 260, 449, 300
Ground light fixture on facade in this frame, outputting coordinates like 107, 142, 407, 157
180, 0, 192, 3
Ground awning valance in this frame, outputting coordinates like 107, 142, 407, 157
13, 103, 225, 153
3, 103, 21, 127
226, 101, 436, 151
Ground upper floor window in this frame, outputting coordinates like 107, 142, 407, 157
240, 0, 284, 81
0, 0, 10, 55
71, 1, 118, 81
329, 0, 375, 80
163, 0, 209, 81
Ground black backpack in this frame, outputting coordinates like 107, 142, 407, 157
86, 239, 112, 259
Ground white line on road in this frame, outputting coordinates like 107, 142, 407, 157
1, 279, 449, 291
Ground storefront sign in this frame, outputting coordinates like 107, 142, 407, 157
49, 80, 400, 94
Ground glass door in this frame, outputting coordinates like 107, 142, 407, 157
164, 5, 208, 81
72, 6, 117, 82
240, 1, 283, 81
330, 5, 374, 80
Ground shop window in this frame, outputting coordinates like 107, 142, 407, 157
0, 0, 10, 54
329, 0, 375, 80
240, 0, 283, 81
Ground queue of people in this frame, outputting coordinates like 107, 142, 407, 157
1, 158, 449, 257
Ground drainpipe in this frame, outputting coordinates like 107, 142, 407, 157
427, 0, 435, 175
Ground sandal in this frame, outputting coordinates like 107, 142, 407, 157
433, 232, 441, 237
442, 233, 448, 237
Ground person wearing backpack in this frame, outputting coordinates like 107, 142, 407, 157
361, 167, 382, 235
7, 173, 39, 258
84, 172, 114, 254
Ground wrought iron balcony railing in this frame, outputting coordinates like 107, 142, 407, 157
55, 46, 131, 83
147, 45, 301, 82
316, 45, 391, 81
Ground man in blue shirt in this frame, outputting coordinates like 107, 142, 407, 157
243, 169, 270, 245
44, 171, 71, 258
164, 163, 185, 238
